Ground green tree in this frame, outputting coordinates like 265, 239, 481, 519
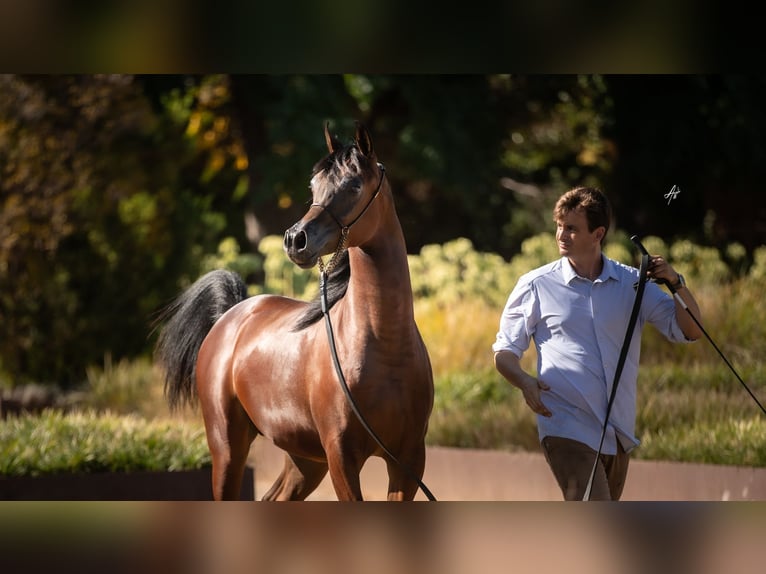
3, 73, 762, 390
0, 75, 218, 387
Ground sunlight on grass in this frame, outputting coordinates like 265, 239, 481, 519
0, 410, 210, 476
637, 417, 766, 466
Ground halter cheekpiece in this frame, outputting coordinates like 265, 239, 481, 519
314, 162, 386, 274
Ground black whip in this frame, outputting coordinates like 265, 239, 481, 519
583, 241, 650, 500
631, 236, 765, 416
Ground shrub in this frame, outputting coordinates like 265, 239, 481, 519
201, 236, 263, 286
669, 239, 730, 283
428, 369, 539, 451
409, 237, 516, 309
258, 235, 317, 298
0, 411, 210, 476
82, 355, 165, 417
750, 245, 766, 281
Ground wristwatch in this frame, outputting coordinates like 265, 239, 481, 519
670, 273, 686, 290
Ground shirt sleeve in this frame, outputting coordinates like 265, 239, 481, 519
642, 282, 693, 343
492, 276, 539, 357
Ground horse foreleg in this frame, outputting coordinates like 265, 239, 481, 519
325, 442, 364, 501
261, 453, 328, 501
385, 443, 426, 501
205, 401, 257, 501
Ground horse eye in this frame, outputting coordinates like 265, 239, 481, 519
343, 178, 362, 194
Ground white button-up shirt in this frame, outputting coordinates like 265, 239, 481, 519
492, 255, 691, 454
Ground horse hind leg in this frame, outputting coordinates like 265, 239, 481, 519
205, 400, 258, 500
261, 454, 328, 501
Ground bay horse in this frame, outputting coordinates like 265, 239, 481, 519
154, 122, 434, 501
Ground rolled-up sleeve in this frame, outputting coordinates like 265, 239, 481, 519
642, 282, 693, 343
492, 278, 538, 358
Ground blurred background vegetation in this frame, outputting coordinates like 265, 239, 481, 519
1, 74, 764, 466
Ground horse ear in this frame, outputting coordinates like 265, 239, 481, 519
354, 121, 375, 158
324, 122, 342, 154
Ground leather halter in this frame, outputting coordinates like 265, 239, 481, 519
312, 163, 386, 274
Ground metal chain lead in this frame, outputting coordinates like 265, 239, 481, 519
317, 227, 349, 275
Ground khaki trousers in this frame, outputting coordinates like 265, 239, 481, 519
541, 435, 630, 501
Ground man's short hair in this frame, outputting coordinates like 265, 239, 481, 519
553, 187, 611, 244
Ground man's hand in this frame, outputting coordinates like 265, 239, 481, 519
647, 255, 679, 286
519, 376, 552, 417
494, 350, 553, 417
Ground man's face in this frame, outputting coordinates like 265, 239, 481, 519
555, 209, 603, 259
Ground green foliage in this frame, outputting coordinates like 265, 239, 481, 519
491, 75, 613, 254
669, 239, 730, 283
428, 369, 539, 451
503, 232, 561, 286
640, 275, 766, 366
636, 363, 766, 450
3, 73, 765, 410
201, 233, 323, 301
602, 242, 632, 266
414, 296, 511, 379
637, 417, 766, 467
409, 238, 516, 309
0, 76, 221, 387
201, 237, 263, 289
749, 245, 766, 281
257, 235, 317, 299
0, 411, 210, 476
81, 356, 166, 418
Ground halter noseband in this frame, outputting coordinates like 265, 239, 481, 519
312, 162, 386, 274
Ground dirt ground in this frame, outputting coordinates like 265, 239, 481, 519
247, 439, 766, 501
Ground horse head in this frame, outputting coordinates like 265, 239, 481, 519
283, 122, 386, 269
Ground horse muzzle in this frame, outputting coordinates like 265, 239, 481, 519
283, 225, 317, 269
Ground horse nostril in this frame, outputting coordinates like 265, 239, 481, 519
284, 228, 308, 252
294, 230, 307, 251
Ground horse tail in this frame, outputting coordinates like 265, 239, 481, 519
154, 269, 248, 411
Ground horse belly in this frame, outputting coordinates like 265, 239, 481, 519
245, 392, 326, 462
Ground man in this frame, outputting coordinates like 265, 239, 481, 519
492, 187, 703, 500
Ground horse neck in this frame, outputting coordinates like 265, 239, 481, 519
345, 196, 415, 331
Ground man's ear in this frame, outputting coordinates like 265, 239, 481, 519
595, 226, 606, 243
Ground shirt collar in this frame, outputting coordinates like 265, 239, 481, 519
561, 255, 619, 284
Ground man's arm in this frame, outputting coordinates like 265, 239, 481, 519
647, 256, 703, 340
494, 350, 552, 417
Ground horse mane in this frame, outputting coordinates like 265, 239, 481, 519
292, 250, 350, 331
312, 140, 372, 185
